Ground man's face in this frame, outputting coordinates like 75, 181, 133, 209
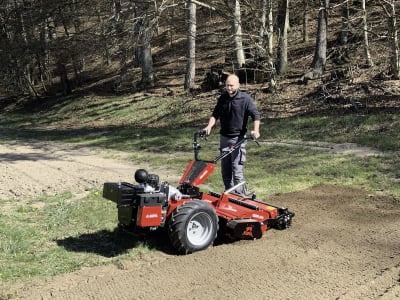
225, 76, 240, 96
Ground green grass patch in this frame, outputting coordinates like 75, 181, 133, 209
266, 113, 400, 150
0, 191, 170, 290
2, 93, 400, 150
232, 144, 399, 199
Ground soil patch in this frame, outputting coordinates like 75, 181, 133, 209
1, 141, 399, 300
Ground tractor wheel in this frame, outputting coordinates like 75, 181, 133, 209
168, 200, 218, 254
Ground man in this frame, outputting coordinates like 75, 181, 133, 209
204, 74, 260, 194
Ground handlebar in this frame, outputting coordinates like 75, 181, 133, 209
250, 131, 260, 146
193, 129, 259, 162
195, 129, 207, 140
193, 130, 206, 161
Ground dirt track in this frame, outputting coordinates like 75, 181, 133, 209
1, 140, 400, 300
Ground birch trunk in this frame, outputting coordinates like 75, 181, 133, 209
267, 0, 276, 90
361, 0, 373, 67
184, 1, 197, 90
232, 0, 245, 69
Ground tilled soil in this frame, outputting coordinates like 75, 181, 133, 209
1, 140, 399, 300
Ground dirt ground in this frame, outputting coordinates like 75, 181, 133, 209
1, 140, 400, 300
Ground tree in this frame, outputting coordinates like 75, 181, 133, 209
340, 0, 350, 45
184, 1, 196, 90
361, 0, 373, 67
301, 0, 329, 83
276, 0, 289, 75
231, 0, 246, 69
266, 0, 276, 90
258, 0, 276, 90
112, 0, 128, 85
134, 1, 154, 87
302, 0, 309, 42
380, 0, 399, 79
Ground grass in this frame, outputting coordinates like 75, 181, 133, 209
0, 191, 168, 292
0, 92, 399, 291
266, 113, 400, 151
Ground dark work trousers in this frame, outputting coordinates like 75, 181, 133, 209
219, 135, 247, 190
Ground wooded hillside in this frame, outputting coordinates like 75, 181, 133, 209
1, 0, 400, 108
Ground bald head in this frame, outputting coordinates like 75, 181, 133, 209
225, 74, 240, 97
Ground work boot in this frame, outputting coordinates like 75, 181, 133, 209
234, 183, 256, 199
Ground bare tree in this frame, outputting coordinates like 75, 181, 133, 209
276, 0, 289, 75
302, 0, 309, 42
258, 0, 276, 90
135, 1, 154, 87
231, 0, 246, 69
185, 1, 196, 90
10, 0, 39, 97
361, 0, 373, 67
380, 0, 399, 79
266, 0, 276, 90
340, 0, 350, 45
301, 0, 329, 83
112, 0, 128, 85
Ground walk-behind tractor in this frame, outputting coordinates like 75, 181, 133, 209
103, 130, 294, 254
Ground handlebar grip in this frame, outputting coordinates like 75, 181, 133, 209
198, 129, 207, 139
250, 131, 260, 146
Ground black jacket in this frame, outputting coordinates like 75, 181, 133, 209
212, 90, 260, 136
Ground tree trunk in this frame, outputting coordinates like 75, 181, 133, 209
257, 0, 267, 60
301, 0, 329, 83
57, 61, 71, 96
184, 1, 196, 91
16, 1, 37, 96
340, 0, 350, 45
96, 3, 111, 65
386, 0, 400, 79
276, 0, 289, 75
302, 0, 309, 42
71, 0, 84, 83
259, 0, 267, 41
135, 2, 154, 87
141, 29, 154, 87
265, 0, 276, 91
112, 0, 128, 85
257, 0, 275, 88
231, 0, 245, 69
23, 64, 38, 97
361, 0, 373, 67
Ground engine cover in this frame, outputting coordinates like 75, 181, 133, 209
103, 182, 139, 206
103, 182, 167, 228
136, 206, 163, 227
103, 182, 166, 207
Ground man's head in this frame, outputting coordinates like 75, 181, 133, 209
225, 74, 240, 97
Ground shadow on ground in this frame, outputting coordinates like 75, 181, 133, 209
56, 227, 176, 257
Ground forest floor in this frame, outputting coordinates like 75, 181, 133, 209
1, 139, 399, 300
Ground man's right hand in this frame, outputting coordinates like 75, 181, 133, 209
204, 117, 216, 135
